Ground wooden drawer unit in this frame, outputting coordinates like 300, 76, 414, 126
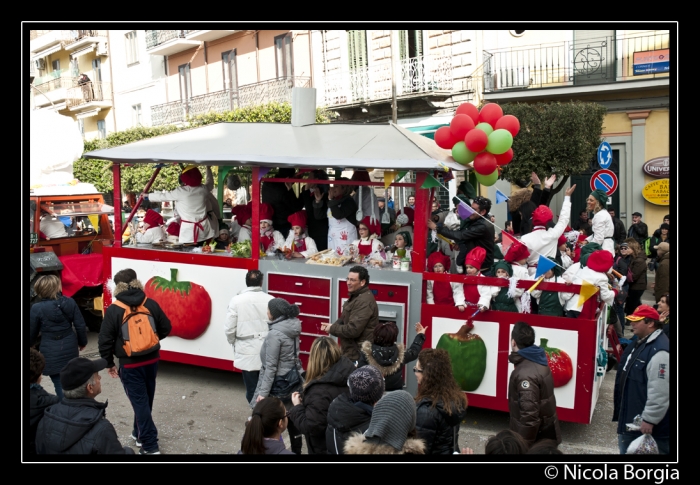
267, 273, 331, 296
268, 292, 331, 318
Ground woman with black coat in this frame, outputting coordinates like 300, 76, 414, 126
357, 321, 426, 391
289, 337, 356, 454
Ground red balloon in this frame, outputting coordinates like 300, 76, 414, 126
464, 129, 488, 153
473, 152, 498, 176
434, 126, 460, 149
479, 103, 504, 127
495, 148, 514, 166
495, 115, 520, 137
449, 114, 475, 140
456, 103, 480, 124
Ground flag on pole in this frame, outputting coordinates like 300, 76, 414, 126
576, 280, 600, 307
257, 167, 271, 181
457, 200, 476, 220
384, 171, 397, 189
526, 275, 545, 294
535, 255, 557, 279
495, 189, 509, 205
396, 170, 408, 182
501, 230, 517, 254
420, 174, 442, 189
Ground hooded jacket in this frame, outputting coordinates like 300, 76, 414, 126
326, 393, 374, 455
35, 398, 134, 454
28, 384, 60, 455
357, 333, 426, 391
343, 433, 426, 455
329, 285, 379, 362
415, 398, 466, 454
508, 346, 562, 445
98, 280, 172, 368
288, 356, 356, 454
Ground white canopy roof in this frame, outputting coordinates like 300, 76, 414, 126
83, 121, 465, 172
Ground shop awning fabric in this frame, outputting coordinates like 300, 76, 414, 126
83, 121, 466, 172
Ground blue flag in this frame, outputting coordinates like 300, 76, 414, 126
495, 189, 509, 205
535, 255, 557, 279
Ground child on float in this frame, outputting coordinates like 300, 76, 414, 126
482, 260, 521, 313
231, 204, 252, 243
425, 251, 466, 311
386, 230, 413, 262
461, 247, 492, 310
502, 240, 531, 280
562, 249, 617, 319
558, 235, 573, 270
351, 216, 385, 263
530, 257, 573, 317
134, 209, 166, 244
284, 210, 318, 259
259, 203, 285, 254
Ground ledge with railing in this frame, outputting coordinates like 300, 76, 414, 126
482, 31, 670, 92
66, 81, 112, 108
145, 30, 192, 50
33, 69, 81, 93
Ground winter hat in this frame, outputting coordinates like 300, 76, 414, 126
532, 205, 553, 227
579, 242, 602, 267
180, 165, 203, 187
396, 230, 413, 248
655, 242, 669, 256
428, 251, 451, 272
259, 203, 274, 224
288, 210, 307, 229
143, 209, 163, 228
557, 235, 567, 247
586, 249, 613, 273
464, 246, 486, 270
494, 259, 513, 277
60, 357, 108, 392
219, 228, 230, 236
626, 304, 660, 322
457, 180, 477, 200
360, 216, 381, 237
590, 189, 608, 208
364, 390, 416, 451
504, 241, 530, 264
348, 365, 385, 405
268, 298, 300, 320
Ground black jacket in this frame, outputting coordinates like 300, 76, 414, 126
437, 217, 494, 272
325, 393, 373, 455
98, 283, 171, 368
288, 356, 356, 454
415, 398, 466, 455
357, 333, 425, 391
35, 398, 135, 454
28, 384, 60, 456
327, 194, 358, 227
300, 189, 329, 252
627, 221, 648, 245
262, 181, 304, 239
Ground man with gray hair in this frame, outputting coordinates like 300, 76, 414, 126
35, 357, 135, 454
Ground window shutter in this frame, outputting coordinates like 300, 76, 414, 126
348, 30, 367, 70
399, 30, 408, 60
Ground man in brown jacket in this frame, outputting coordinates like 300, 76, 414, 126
508, 321, 561, 446
321, 266, 378, 362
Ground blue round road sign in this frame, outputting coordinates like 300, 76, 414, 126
597, 141, 613, 169
590, 169, 618, 196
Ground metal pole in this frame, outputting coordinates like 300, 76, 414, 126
391, 31, 398, 124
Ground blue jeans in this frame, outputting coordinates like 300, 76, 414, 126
120, 361, 159, 452
241, 370, 260, 405
618, 433, 669, 455
49, 374, 64, 401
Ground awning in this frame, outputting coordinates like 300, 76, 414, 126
76, 108, 101, 120
71, 43, 96, 58
32, 44, 62, 61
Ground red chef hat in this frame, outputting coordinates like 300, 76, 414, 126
166, 221, 180, 236
231, 205, 251, 224
143, 209, 163, 228
351, 170, 371, 182
428, 251, 451, 272
585, 249, 613, 273
504, 241, 530, 263
259, 203, 274, 224
557, 234, 567, 247
180, 165, 202, 187
532, 205, 553, 227
464, 246, 486, 270
288, 210, 307, 229
577, 233, 588, 244
359, 216, 381, 237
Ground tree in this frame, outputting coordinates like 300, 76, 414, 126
499, 101, 607, 195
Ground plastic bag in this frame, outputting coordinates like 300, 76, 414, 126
626, 433, 659, 454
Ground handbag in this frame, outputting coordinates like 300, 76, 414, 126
270, 337, 304, 399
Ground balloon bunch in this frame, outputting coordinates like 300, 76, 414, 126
434, 102, 520, 187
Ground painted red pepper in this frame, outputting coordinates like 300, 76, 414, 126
540, 337, 573, 387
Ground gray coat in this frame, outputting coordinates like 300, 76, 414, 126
251, 315, 302, 406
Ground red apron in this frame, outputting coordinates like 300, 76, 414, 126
432, 281, 455, 305
293, 238, 307, 252
261, 231, 274, 251
464, 283, 480, 305
180, 215, 208, 243
358, 240, 373, 256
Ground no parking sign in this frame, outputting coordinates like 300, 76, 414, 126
590, 169, 618, 196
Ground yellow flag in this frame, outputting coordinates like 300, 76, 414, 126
88, 214, 99, 230
527, 275, 545, 294
293, 182, 301, 198
384, 171, 397, 190
577, 280, 600, 307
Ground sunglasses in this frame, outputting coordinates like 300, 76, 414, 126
413, 367, 423, 374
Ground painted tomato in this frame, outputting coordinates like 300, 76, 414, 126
540, 337, 573, 387
436, 320, 487, 392
144, 268, 212, 340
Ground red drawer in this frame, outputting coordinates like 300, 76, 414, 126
268, 291, 331, 318
299, 332, 325, 354
268, 273, 331, 296
299, 315, 330, 335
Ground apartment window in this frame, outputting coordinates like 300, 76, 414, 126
52, 59, 60, 72
97, 120, 106, 139
132, 104, 142, 127
70, 58, 79, 77
92, 58, 102, 82
398, 30, 423, 60
178, 63, 192, 101
274, 33, 293, 78
125, 31, 139, 65
347, 30, 367, 70
222, 50, 238, 91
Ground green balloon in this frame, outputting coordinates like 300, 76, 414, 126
486, 129, 513, 155
451, 141, 478, 165
475, 122, 494, 136
474, 168, 499, 186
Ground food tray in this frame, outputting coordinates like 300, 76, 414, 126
306, 249, 352, 267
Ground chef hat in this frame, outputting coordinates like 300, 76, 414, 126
557, 235, 567, 247
180, 165, 202, 187
230, 205, 251, 224
532, 205, 553, 227
464, 247, 486, 270
585, 249, 613, 273
428, 251, 451, 272
579, 242, 601, 267
143, 209, 163, 228
259, 203, 274, 224
166, 221, 180, 236
504, 241, 530, 263
359, 216, 381, 237
287, 210, 307, 229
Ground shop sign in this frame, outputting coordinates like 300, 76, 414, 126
642, 156, 670, 178
633, 49, 670, 75
641, 178, 670, 206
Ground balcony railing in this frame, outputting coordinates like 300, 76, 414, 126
66, 81, 112, 108
322, 54, 453, 106
34, 74, 79, 93
30, 30, 53, 40
145, 30, 192, 50
483, 31, 670, 92
150, 76, 311, 126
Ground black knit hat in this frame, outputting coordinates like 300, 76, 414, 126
268, 298, 300, 320
348, 365, 385, 404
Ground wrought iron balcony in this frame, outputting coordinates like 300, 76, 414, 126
322, 54, 454, 106
483, 30, 670, 92
150, 76, 311, 126
33, 72, 80, 93
66, 81, 112, 109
